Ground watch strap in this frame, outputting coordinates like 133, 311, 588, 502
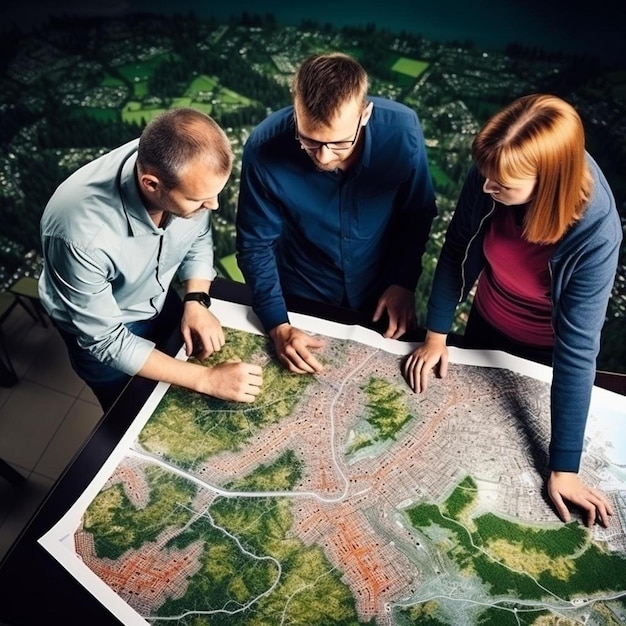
183, 292, 211, 308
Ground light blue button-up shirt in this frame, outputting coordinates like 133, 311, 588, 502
39, 139, 216, 375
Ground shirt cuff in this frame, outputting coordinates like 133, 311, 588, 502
256, 305, 290, 333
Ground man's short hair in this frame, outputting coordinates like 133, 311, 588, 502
292, 53, 369, 126
138, 107, 233, 189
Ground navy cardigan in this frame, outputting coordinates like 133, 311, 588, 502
427, 157, 622, 472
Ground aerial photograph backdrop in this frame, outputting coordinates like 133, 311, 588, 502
1, 0, 624, 370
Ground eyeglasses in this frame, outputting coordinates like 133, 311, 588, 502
295, 111, 364, 152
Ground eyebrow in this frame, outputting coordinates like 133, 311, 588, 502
297, 129, 354, 143
184, 195, 216, 204
483, 173, 509, 188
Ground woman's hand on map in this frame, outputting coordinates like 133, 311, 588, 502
269, 323, 325, 374
548, 471, 614, 527
403, 330, 449, 393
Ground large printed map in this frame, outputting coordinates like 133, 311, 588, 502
40, 301, 626, 626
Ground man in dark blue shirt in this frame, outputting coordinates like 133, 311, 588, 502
236, 52, 437, 373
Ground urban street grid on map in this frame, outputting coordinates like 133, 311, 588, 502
39, 300, 626, 626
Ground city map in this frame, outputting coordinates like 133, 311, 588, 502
39, 300, 626, 626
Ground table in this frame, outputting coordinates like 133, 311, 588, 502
0, 278, 623, 626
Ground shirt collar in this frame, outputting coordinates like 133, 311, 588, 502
118, 149, 160, 235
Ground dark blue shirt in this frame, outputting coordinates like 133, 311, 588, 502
236, 97, 437, 331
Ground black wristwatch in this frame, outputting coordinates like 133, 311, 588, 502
183, 291, 211, 308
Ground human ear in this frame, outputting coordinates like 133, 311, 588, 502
362, 101, 374, 126
139, 174, 160, 194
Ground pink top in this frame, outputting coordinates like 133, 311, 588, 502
474, 205, 557, 347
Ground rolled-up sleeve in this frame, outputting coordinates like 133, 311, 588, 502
40, 236, 155, 375
177, 216, 217, 284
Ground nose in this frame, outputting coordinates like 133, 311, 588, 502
315, 144, 336, 164
483, 179, 501, 194
203, 199, 219, 211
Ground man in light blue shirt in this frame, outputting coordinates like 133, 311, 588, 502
39, 108, 263, 411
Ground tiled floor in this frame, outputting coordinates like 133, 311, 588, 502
0, 301, 103, 561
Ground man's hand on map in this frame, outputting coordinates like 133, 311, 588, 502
372, 284, 417, 340
202, 359, 263, 403
403, 330, 449, 393
181, 305, 225, 359
269, 323, 325, 374
548, 471, 614, 527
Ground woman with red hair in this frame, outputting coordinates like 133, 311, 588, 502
404, 94, 622, 527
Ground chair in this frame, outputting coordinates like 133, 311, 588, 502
9, 276, 48, 327
0, 457, 25, 484
0, 292, 19, 385
0, 278, 48, 386
0, 292, 26, 484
